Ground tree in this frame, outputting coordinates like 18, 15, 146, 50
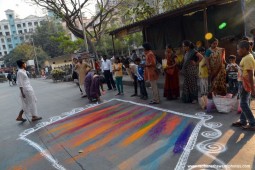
162, 0, 197, 12
50, 33, 84, 54
28, 0, 127, 52
32, 21, 65, 58
125, 0, 156, 23
3, 44, 49, 67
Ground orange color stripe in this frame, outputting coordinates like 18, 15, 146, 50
162, 116, 182, 135
66, 113, 157, 163
68, 106, 145, 148
120, 112, 167, 146
47, 104, 122, 134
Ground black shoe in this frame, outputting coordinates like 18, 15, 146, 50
131, 94, 137, 97
115, 93, 121, 96
149, 101, 159, 105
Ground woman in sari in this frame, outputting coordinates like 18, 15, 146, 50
205, 38, 227, 96
181, 40, 203, 103
164, 45, 180, 100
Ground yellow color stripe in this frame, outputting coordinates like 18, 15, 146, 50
120, 112, 167, 147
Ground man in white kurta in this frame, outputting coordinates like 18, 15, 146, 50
16, 60, 42, 121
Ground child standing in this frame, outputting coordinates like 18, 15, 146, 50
135, 58, 148, 100
198, 47, 209, 96
113, 57, 124, 96
226, 55, 239, 95
232, 40, 255, 131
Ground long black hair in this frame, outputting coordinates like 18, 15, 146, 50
182, 40, 195, 49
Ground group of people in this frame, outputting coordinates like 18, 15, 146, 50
162, 37, 255, 131
15, 34, 255, 131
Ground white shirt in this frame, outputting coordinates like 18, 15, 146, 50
17, 69, 33, 91
101, 59, 112, 72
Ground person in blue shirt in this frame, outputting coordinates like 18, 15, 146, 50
135, 58, 148, 100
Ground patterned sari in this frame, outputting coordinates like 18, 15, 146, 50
207, 47, 227, 96
181, 49, 198, 103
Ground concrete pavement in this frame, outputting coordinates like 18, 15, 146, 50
0, 79, 254, 170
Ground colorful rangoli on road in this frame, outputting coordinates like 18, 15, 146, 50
14, 99, 225, 170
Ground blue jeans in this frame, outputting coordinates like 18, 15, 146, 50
115, 77, 123, 93
239, 86, 255, 126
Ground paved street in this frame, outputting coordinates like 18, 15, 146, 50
0, 79, 254, 170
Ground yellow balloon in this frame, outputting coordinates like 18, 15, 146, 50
205, 33, 213, 40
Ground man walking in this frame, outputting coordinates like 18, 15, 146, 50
143, 42, 160, 104
16, 59, 42, 122
101, 55, 116, 90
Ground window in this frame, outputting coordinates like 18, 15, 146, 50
20, 36, 24, 41
0, 52, 2, 56
24, 29, 27, 33
5, 32, 10, 36
34, 22, 38, 26
28, 22, 32, 26
0, 32, 2, 36
13, 31, 16, 34
8, 44, 13, 49
7, 38, 11, 42
2, 45, 6, 50
4, 51, 7, 55
17, 24, 21, 28
29, 28, 33, 32
18, 30, 22, 34
14, 37, 17, 40
1, 39, 4, 43
11, 25, 15, 28
23, 23, 26, 27
4, 25, 8, 30
9, 15, 13, 19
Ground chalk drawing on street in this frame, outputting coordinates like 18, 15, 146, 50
17, 99, 225, 170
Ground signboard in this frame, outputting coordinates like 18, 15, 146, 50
27, 60, 35, 66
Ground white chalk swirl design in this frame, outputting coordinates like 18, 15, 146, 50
187, 112, 228, 170
201, 131, 221, 138
198, 142, 226, 153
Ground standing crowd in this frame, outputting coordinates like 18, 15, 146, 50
15, 33, 255, 131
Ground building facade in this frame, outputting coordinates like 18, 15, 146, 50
0, 9, 46, 66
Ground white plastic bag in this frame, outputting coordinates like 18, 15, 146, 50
213, 93, 237, 113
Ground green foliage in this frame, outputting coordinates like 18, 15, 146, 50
125, 0, 156, 23
50, 33, 84, 54
51, 69, 65, 80
32, 21, 65, 58
95, 32, 143, 56
4, 44, 49, 67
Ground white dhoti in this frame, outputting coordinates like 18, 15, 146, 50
20, 90, 38, 117
17, 69, 39, 117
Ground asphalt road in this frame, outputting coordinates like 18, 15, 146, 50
0, 79, 254, 170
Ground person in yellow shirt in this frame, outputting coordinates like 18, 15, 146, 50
232, 40, 255, 131
198, 47, 208, 96
113, 57, 123, 96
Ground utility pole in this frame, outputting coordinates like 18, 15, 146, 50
31, 38, 40, 75
77, 0, 89, 53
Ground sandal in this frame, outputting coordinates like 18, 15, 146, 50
232, 121, 246, 127
16, 118, 27, 122
242, 125, 255, 131
32, 117, 42, 121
